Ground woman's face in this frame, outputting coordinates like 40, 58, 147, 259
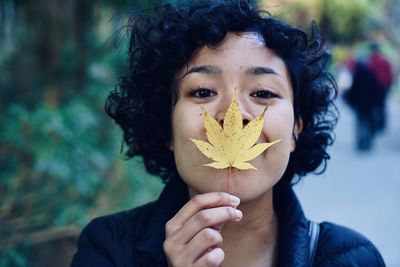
171, 32, 301, 201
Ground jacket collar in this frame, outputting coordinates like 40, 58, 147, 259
274, 187, 310, 267
133, 177, 310, 267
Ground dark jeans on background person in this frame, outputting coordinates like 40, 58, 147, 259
355, 110, 375, 151
373, 104, 386, 134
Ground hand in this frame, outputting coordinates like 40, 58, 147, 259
163, 192, 242, 267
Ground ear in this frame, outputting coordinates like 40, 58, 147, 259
291, 117, 303, 152
168, 140, 174, 151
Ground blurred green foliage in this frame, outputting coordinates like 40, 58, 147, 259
263, 0, 398, 45
0, 1, 166, 266
0, 0, 398, 266
319, 0, 369, 42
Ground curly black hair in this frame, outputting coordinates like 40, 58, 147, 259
105, 0, 338, 187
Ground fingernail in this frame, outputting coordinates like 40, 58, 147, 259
229, 195, 240, 206
235, 209, 243, 219
228, 194, 240, 204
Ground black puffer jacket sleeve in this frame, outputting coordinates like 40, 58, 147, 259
70, 217, 117, 267
70, 203, 156, 267
314, 222, 385, 267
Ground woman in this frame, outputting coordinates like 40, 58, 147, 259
71, 1, 385, 266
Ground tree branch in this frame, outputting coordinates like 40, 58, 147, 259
1, 225, 80, 247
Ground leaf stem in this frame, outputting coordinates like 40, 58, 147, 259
227, 166, 232, 193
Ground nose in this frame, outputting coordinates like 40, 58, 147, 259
215, 97, 253, 128
218, 118, 250, 127
237, 110, 252, 126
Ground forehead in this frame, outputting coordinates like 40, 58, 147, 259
218, 31, 266, 48
180, 32, 288, 76
177, 32, 291, 90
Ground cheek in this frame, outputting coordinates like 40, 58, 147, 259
171, 104, 218, 190
171, 104, 204, 165
172, 105, 203, 141
262, 103, 295, 161
264, 104, 294, 140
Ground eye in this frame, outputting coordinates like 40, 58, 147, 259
189, 88, 216, 98
250, 90, 278, 99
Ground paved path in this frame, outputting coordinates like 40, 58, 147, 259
294, 97, 400, 267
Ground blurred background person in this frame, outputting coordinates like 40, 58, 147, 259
366, 42, 394, 134
344, 59, 380, 151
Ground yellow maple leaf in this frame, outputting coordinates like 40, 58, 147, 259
190, 91, 281, 170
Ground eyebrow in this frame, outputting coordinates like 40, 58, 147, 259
245, 66, 280, 76
186, 65, 222, 75
185, 65, 281, 77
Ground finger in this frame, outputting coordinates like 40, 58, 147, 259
184, 228, 223, 263
195, 247, 225, 267
175, 206, 242, 245
166, 192, 240, 234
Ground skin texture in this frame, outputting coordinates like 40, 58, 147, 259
165, 32, 302, 267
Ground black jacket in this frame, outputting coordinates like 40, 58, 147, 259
71, 177, 385, 267
344, 61, 380, 113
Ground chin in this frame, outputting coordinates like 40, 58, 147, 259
230, 183, 275, 202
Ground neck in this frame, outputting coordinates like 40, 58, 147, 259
221, 190, 278, 267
